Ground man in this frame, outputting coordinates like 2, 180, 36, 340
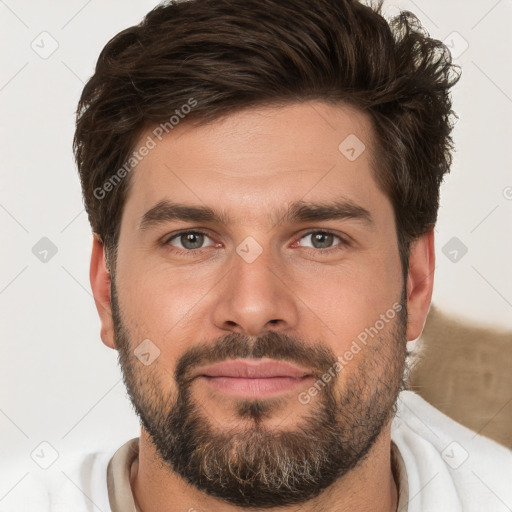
48, 0, 512, 510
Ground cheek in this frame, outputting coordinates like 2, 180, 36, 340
298, 252, 402, 354
115, 258, 218, 356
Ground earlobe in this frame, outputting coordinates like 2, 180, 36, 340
405, 229, 435, 341
90, 235, 116, 349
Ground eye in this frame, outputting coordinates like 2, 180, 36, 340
297, 231, 345, 250
165, 231, 216, 251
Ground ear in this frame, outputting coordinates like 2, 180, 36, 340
406, 229, 435, 341
90, 234, 116, 349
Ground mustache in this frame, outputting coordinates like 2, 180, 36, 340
175, 330, 339, 385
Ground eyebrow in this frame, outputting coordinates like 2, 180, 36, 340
139, 198, 374, 231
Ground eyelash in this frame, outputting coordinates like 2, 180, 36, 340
162, 229, 350, 257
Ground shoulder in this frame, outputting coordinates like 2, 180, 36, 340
48, 441, 127, 512
0, 458, 51, 512
391, 390, 512, 512
0, 441, 125, 512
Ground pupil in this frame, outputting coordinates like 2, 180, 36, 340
182, 233, 203, 249
313, 233, 333, 249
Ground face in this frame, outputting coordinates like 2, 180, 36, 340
107, 101, 409, 507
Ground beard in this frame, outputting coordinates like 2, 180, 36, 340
111, 279, 407, 509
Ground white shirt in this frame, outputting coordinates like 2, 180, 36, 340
4, 391, 512, 511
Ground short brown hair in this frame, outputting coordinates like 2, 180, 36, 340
73, 0, 460, 276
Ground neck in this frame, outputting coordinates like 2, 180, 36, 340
131, 424, 398, 512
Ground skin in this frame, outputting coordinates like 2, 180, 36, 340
90, 101, 435, 512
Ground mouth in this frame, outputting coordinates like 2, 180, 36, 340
194, 359, 315, 398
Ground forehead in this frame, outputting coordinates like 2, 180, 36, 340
122, 101, 387, 228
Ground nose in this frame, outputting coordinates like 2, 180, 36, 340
210, 243, 300, 337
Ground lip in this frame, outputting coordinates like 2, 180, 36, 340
196, 359, 312, 379
199, 375, 313, 397
194, 359, 315, 398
